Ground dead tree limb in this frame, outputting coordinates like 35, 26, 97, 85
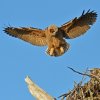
25, 76, 55, 100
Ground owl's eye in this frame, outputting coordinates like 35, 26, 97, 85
50, 29, 55, 33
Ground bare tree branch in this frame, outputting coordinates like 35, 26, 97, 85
25, 76, 55, 100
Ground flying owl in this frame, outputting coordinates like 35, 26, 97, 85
4, 10, 97, 57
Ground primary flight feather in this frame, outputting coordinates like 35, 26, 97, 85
4, 10, 97, 57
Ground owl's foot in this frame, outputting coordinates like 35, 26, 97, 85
46, 45, 69, 57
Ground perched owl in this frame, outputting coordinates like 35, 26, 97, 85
4, 10, 97, 57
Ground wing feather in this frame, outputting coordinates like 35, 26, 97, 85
60, 10, 97, 39
4, 27, 47, 46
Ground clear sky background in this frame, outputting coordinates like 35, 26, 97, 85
0, 0, 100, 100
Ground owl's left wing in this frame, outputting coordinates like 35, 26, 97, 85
4, 27, 47, 46
60, 10, 97, 39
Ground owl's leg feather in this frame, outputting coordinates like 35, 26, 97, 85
60, 47, 64, 54
46, 47, 54, 56
49, 48, 54, 56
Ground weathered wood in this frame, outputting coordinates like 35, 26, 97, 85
25, 76, 55, 100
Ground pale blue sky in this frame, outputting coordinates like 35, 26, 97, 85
0, 0, 100, 100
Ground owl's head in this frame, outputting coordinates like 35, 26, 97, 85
48, 25, 58, 35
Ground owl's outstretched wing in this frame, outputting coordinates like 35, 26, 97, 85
4, 27, 47, 46
60, 10, 97, 39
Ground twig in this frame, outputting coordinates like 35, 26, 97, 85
67, 67, 100, 82
67, 67, 90, 77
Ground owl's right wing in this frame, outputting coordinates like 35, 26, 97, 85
4, 27, 47, 46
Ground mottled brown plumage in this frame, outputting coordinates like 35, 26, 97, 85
4, 10, 97, 57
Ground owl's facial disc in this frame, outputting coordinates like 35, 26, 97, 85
48, 25, 58, 35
